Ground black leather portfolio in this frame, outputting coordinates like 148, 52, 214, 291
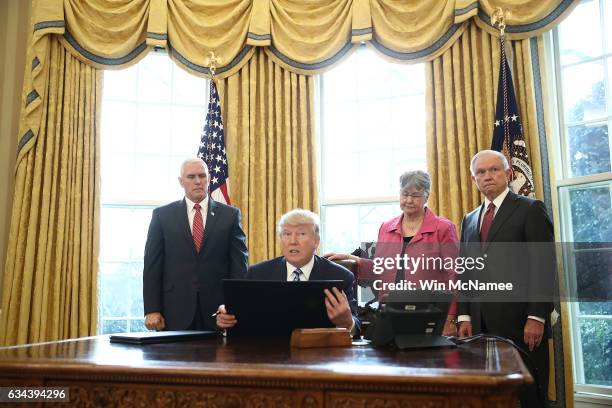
223, 279, 344, 336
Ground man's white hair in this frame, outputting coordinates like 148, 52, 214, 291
180, 158, 208, 176
277, 209, 320, 236
470, 150, 510, 175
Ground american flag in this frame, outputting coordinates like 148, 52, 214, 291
491, 35, 535, 198
197, 80, 231, 204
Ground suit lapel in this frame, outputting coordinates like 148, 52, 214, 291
309, 256, 325, 280
277, 257, 290, 280
484, 191, 519, 248
198, 198, 217, 255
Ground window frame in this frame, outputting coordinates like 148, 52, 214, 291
548, 0, 612, 399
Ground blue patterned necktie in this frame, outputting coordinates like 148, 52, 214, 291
292, 268, 303, 282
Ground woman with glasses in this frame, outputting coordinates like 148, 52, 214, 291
325, 170, 459, 336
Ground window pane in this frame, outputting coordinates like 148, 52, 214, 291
173, 66, 207, 105
562, 61, 605, 124
578, 318, 612, 386
321, 203, 397, 255
321, 46, 426, 201
558, 0, 602, 65
567, 122, 611, 177
604, 0, 612, 53
100, 207, 152, 262
103, 65, 137, 101
568, 184, 612, 242
101, 319, 127, 335
137, 53, 172, 103
100, 101, 136, 155
171, 106, 205, 155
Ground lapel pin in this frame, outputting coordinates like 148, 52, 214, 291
211, 212, 215, 216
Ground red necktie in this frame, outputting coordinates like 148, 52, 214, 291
193, 203, 204, 252
480, 202, 496, 242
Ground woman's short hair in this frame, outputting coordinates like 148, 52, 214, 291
399, 170, 431, 195
277, 209, 320, 236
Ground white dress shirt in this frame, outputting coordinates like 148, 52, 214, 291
185, 196, 209, 233
285, 256, 315, 281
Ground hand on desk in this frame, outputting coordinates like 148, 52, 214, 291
443, 316, 457, 337
216, 304, 237, 329
324, 287, 353, 330
144, 312, 166, 331
457, 321, 472, 338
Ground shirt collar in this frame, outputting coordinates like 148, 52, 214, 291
286, 256, 315, 281
185, 195, 209, 212
484, 187, 510, 211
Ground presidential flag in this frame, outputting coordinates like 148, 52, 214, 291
491, 36, 535, 198
198, 80, 231, 204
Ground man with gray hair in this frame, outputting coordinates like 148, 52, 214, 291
217, 209, 359, 333
458, 149, 554, 408
143, 158, 248, 332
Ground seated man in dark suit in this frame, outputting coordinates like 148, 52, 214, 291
216, 209, 360, 334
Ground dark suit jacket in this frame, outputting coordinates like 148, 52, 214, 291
457, 190, 555, 343
247, 255, 361, 332
143, 198, 248, 330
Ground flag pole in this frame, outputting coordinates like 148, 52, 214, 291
492, 8, 514, 179
204, 50, 220, 194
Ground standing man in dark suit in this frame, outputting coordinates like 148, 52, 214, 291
216, 209, 360, 334
143, 158, 248, 331
457, 150, 554, 408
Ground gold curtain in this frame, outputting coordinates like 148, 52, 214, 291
426, 23, 544, 228
217, 49, 318, 264
1, 37, 100, 346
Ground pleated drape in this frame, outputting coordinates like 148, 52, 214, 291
1, 37, 100, 346
217, 49, 318, 264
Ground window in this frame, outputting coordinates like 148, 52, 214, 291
99, 51, 207, 334
553, 0, 612, 395
318, 46, 426, 258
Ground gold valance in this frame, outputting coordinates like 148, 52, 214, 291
18, 0, 578, 160
30, 0, 579, 75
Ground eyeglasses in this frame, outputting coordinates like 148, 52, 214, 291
400, 191, 426, 198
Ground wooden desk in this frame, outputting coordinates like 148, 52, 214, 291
0, 335, 530, 407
